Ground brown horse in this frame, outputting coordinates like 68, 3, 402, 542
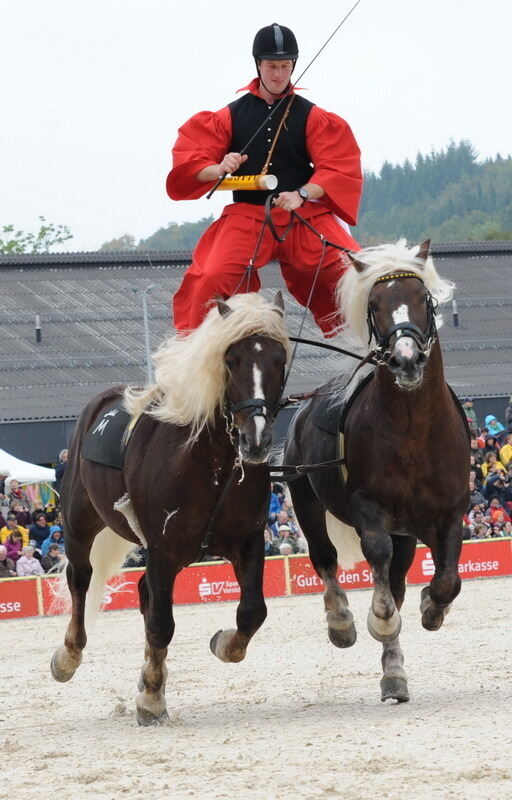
51, 292, 289, 725
283, 239, 469, 702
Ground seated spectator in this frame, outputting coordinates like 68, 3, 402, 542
268, 483, 285, 526
469, 459, 484, 486
41, 543, 65, 572
499, 433, 512, 467
472, 523, 490, 539
29, 513, 50, 551
468, 475, 485, 508
41, 525, 65, 557
0, 544, 17, 577
264, 528, 279, 557
5, 479, 30, 511
278, 541, 295, 556
502, 520, 512, 537
275, 524, 299, 553
488, 523, 505, 538
270, 509, 299, 539
467, 508, 486, 537
481, 452, 505, 482
484, 470, 512, 508
485, 497, 511, 525
16, 546, 44, 576
4, 529, 24, 564
484, 414, 506, 442
0, 514, 29, 547
476, 427, 489, 449
10, 501, 32, 527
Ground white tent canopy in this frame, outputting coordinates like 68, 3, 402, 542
0, 448, 55, 485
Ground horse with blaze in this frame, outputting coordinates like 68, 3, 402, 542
51, 292, 289, 725
284, 239, 469, 702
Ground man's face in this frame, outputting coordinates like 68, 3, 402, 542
258, 59, 294, 94
7, 519, 17, 530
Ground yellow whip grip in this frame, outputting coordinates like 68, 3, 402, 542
217, 174, 278, 191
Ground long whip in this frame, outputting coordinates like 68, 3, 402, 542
206, 0, 363, 199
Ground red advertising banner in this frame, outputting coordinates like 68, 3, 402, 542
1, 540, 511, 621
288, 555, 374, 596
407, 538, 512, 585
0, 577, 39, 619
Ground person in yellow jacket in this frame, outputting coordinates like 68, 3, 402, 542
0, 514, 29, 547
499, 433, 512, 467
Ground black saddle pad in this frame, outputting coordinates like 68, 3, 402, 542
81, 400, 131, 470
313, 372, 374, 435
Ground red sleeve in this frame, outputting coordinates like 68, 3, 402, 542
166, 107, 232, 200
306, 106, 363, 226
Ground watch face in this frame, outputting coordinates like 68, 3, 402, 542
299, 188, 308, 201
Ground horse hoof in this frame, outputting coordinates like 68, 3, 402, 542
367, 609, 402, 643
380, 675, 410, 703
136, 707, 170, 727
210, 629, 223, 656
50, 650, 78, 683
328, 624, 357, 648
420, 587, 450, 631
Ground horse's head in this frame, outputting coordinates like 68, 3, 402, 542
219, 293, 287, 464
348, 240, 438, 390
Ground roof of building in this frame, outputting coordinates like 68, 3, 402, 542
1, 243, 511, 423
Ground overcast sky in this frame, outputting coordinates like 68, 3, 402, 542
1, 0, 510, 252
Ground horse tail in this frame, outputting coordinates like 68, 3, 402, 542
85, 528, 136, 628
325, 511, 364, 570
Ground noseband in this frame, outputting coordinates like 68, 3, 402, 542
367, 273, 438, 365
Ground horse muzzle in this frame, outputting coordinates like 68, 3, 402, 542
387, 336, 427, 389
238, 418, 273, 464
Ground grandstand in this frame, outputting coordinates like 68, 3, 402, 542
1, 242, 511, 463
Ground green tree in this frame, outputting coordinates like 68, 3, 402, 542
99, 234, 137, 251
0, 216, 73, 254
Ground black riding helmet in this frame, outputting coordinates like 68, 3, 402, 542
252, 23, 299, 63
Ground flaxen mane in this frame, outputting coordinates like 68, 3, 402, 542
124, 293, 289, 442
336, 238, 454, 349
330, 239, 455, 401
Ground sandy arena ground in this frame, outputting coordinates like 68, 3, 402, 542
1, 577, 511, 800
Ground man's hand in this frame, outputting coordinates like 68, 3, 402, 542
272, 190, 304, 212
219, 152, 248, 175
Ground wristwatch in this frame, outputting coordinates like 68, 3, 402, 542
298, 187, 309, 204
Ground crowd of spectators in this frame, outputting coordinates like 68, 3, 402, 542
463, 398, 512, 540
1, 401, 512, 581
0, 470, 65, 578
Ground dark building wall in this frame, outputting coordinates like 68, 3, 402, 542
0, 419, 77, 464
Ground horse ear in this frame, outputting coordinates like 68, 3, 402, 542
416, 239, 431, 263
216, 299, 233, 318
273, 290, 285, 315
346, 251, 368, 273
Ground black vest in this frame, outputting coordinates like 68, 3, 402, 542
228, 92, 315, 205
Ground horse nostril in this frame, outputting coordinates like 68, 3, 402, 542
388, 355, 401, 372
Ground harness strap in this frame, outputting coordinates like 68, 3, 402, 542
194, 463, 240, 562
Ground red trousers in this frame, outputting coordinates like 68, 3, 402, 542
172, 206, 360, 335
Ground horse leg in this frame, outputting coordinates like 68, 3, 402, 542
210, 534, 267, 663
351, 493, 401, 643
420, 519, 463, 631
380, 535, 416, 703
51, 532, 96, 683
291, 477, 356, 648
136, 552, 175, 726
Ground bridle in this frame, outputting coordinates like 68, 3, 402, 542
367, 273, 438, 366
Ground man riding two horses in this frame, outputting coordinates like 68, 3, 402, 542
167, 23, 363, 335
